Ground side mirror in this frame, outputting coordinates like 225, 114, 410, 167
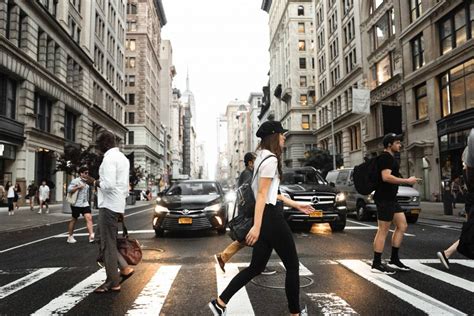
329, 182, 335, 188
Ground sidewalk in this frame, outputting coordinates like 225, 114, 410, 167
0, 201, 153, 233
419, 201, 467, 223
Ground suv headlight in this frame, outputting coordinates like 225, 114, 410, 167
155, 205, 169, 214
412, 196, 419, 202
336, 192, 346, 202
204, 203, 222, 212
367, 193, 374, 203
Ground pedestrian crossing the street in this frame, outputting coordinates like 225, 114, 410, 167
0, 259, 472, 315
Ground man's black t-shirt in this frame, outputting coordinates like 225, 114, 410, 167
374, 152, 400, 201
238, 168, 253, 187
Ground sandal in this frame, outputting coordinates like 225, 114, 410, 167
94, 285, 121, 293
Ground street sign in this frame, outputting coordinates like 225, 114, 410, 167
352, 89, 371, 115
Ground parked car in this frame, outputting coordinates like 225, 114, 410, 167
280, 167, 347, 232
326, 168, 421, 223
152, 180, 228, 237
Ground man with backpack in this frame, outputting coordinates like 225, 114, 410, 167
371, 133, 418, 274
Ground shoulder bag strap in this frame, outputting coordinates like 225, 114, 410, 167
250, 154, 277, 186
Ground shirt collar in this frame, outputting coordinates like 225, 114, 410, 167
104, 147, 119, 157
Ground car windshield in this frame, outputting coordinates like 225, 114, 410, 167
166, 182, 219, 196
282, 169, 327, 185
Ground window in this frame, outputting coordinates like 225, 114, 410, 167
409, 0, 422, 22
369, 0, 384, 15
0, 74, 16, 120
343, 0, 353, 15
128, 93, 135, 105
298, 22, 305, 33
330, 39, 338, 60
128, 75, 135, 87
349, 124, 361, 151
128, 112, 135, 124
298, 5, 304, 16
302, 115, 310, 130
298, 40, 306, 51
127, 21, 137, 31
64, 110, 76, 142
312, 114, 317, 130
414, 83, 428, 120
126, 39, 136, 51
299, 58, 306, 69
371, 54, 392, 86
128, 131, 134, 145
440, 59, 474, 117
300, 76, 307, 87
335, 132, 343, 154
34, 93, 53, 133
300, 94, 308, 106
127, 3, 137, 14
439, 4, 472, 55
411, 33, 425, 70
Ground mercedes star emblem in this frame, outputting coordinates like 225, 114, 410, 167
311, 196, 319, 204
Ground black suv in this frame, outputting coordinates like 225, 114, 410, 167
280, 167, 347, 232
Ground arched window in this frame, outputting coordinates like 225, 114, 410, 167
298, 5, 304, 16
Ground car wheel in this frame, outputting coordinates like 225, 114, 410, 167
406, 214, 419, 224
356, 202, 368, 221
330, 213, 346, 232
154, 228, 164, 237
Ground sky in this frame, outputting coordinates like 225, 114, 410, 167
161, 0, 270, 179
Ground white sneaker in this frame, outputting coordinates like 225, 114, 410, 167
37, 210, 42, 214
67, 236, 77, 244
46, 209, 49, 214
300, 305, 308, 316
89, 234, 95, 243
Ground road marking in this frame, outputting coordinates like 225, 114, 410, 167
0, 208, 152, 254
306, 293, 358, 315
338, 260, 466, 316
344, 226, 378, 230
0, 268, 61, 300
417, 222, 462, 231
279, 262, 313, 276
55, 229, 156, 237
415, 259, 474, 269
215, 263, 254, 316
126, 265, 181, 315
346, 220, 415, 237
31, 269, 106, 315
402, 260, 473, 293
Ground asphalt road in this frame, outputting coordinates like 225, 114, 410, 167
0, 204, 472, 315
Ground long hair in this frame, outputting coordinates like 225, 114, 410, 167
257, 133, 283, 176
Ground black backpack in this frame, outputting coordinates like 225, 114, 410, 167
353, 156, 379, 195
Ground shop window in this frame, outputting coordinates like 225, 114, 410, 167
414, 83, 428, 120
411, 33, 425, 70
301, 115, 310, 130
0, 74, 16, 120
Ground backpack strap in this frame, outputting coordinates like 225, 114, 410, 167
250, 154, 277, 186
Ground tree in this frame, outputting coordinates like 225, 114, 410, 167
129, 165, 145, 190
303, 148, 343, 177
55, 145, 102, 178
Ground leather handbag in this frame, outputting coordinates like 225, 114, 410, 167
228, 154, 276, 243
117, 221, 143, 265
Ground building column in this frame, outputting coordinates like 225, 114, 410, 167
18, 80, 36, 129
37, 31, 48, 67
53, 101, 65, 138
46, 39, 55, 72
0, 0, 7, 38
54, 45, 67, 82
20, 15, 38, 60
8, 4, 19, 46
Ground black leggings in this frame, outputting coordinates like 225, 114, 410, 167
220, 203, 301, 313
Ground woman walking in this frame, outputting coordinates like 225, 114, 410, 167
13, 183, 21, 210
209, 121, 313, 316
6, 182, 15, 216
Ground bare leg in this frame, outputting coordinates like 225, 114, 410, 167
68, 218, 77, 236
374, 220, 391, 252
84, 213, 94, 238
445, 240, 459, 258
391, 213, 408, 248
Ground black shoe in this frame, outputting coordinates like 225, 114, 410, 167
371, 262, 396, 275
388, 259, 411, 272
214, 254, 225, 273
437, 251, 450, 270
208, 299, 226, 316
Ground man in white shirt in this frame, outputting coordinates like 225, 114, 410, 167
86, 131, 132, 293
38, 180, 50, 214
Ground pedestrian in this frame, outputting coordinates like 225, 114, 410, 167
38, 180, 50, 214
13, 183, 21, 210
451, 176, 462, 209
0, 183, 5, 206
66, 166, 95, 244
26, 181, 38, 211
209, 121, 313, 316
215, 152, 275, 275
438, 129, 474, 269
84, 131, 133, 293
6, 181, 14, 216
371, 133, 418, 274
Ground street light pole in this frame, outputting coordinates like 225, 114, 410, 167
330, 103, 336, 171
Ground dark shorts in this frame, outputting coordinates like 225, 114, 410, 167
71, 206, 92, 219
375, 200, 403, 222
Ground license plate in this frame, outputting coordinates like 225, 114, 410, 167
309, 211, 323, 217
178, 217, 192, 224
410, 209, 421, 214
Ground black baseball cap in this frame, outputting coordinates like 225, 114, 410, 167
383, 133, 403, 148
256, 120, 288, 138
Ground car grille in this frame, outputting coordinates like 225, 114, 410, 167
161, 216, 212, 230
397, 196, 412, 204
292, 193, 336, 206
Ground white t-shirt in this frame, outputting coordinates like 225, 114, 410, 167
39, 185, 50, 201
252, 149, 280, 205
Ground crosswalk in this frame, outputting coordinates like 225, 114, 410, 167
0, 259, 472, 315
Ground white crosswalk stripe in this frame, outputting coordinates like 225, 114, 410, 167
0, 259, 472, 315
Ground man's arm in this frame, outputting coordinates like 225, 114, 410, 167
96, 159, 117, 190
381, 169, 417, 185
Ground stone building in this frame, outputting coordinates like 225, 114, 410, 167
123, 0, 166, 189
248, 92, 264, 151
0, 0, 127, 202
170, 88, 185, 179
261, 0, 318, 167
313, 0, 366, 168
398, 0, 474, 200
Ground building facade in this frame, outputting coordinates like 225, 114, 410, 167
123, 0, 166, 189
262, 0, 318, 168
313, 0, 366, 168
248, 92, 264, 151
170, 88, 184, 179
0, 0, 127, 202
398, 0, 474, 200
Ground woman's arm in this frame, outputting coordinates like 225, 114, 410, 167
277, 194, 315, 214
245, 177, 272, 246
